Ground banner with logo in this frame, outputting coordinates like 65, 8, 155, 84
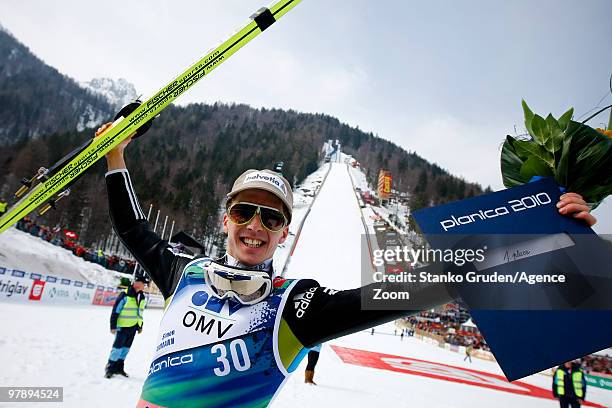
39, 282, 95, 305
0, 271, 32, 302
377, 170, 392, 200
585, 373, 612, 391
92, 286, 121, 306
0, 266, 103, 307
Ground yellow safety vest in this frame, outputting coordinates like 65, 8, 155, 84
555, 369, 584, 398
117, 289, 146, 328
0, 202, 7, 212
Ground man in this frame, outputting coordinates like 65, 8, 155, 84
464, 342, 473, 363
305, 343, 323, 385
553, 360, 587, 408
105, 275, 148, 379
97, 123, 596, 407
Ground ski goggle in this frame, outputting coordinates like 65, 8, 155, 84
203, 261, 272, 305
227, 202, 288, 232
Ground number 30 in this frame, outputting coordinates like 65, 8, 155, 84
211, 339, 251, 376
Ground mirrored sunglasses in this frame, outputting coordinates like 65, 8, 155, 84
227, 202, 287, 232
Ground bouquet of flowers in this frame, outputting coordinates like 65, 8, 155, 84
501, 100, 612, 209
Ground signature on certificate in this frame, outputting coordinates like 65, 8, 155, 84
504, 248, 531, 263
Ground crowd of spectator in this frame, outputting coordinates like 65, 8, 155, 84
400, 304, 490, 352
582, 354, 612, 375
15, 217, 136, 274
400, 304, 612, 374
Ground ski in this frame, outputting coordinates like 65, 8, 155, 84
0, 0, 302, 234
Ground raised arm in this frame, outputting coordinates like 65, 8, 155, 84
98, 123, 191, 298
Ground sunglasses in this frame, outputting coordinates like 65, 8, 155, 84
227, 202, 288, 232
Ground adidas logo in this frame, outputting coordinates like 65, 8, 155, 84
293, 287, 317, 318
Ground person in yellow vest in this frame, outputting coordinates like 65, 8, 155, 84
552, 360, 587, 408
0, 199, 7, 217
105, 275, 148, 378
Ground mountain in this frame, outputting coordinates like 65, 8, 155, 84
0, 26, 114, 144
0, 29, 484, 246
80, 78, 138, 111
0, 102, 484, 245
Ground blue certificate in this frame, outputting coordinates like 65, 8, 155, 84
412, 178, 612, 380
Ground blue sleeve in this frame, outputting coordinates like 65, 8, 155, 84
110, 292, 127, 330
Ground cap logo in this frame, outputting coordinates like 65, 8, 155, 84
243, 172, 287, 197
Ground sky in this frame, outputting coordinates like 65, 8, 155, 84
1, 0, 611, 232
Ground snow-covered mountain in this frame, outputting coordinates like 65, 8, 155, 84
81, 77, 138, 111
0, 27, 115, 143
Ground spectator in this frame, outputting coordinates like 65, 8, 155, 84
464, 343, 473, 363
553, 361, 586, 408
305, 344, 323, 385
105, 276, 148, 379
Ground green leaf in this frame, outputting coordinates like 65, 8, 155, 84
512, 138, 554, 166
555, 132, 572, 188
522, 100, 535, 138
530, 114, 548, 145
545, 113, 564, 155
556, 121, 612, 204
500, 136, 528, 188
520, 156, 554, 180
558, 107, 573, 131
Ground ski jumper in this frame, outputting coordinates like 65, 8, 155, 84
106, 169, 452, 407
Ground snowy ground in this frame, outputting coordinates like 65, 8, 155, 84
0, 227, 126, 287
1, 159, 610, 407
284, 162, 365, 289
0, 304, 609, 408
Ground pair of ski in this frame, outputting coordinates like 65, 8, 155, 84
0, 0, 302, 234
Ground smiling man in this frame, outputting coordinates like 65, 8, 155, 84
100, 124, 446, 407
222, 169, 292, 268
98, 120, 595, 407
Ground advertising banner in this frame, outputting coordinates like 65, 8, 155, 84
39, 282, 95, 305
0, 267, 97, 306
0, 274, 32, 303
92, 286, 120, 306
377, 170, 392, 200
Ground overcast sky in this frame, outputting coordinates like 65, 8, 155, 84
2, 0, 611, 232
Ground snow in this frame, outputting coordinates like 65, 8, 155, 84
75, 103, 106, 132
1, 158, 611, 408
273, 160, 331, 275
81, 77, 138, 110
1, 303, 610, 407
284, 162, 367, 289
0, 227, 124, 287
